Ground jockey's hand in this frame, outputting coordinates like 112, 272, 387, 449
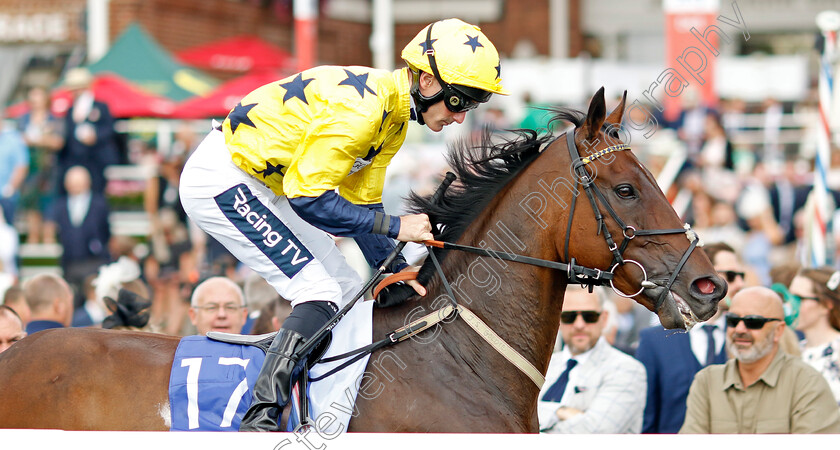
397, 213, 433, 242
400, 265, 426, 296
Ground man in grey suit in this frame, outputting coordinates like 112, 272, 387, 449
538, 286, 647, 433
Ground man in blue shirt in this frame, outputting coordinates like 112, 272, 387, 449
0, 110, 29, 226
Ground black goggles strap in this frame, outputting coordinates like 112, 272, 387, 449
423, 23, 480, 113
424, 23, 444, 88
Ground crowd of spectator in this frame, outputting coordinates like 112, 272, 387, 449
1, 77, 840, 433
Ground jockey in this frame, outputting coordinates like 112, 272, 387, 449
179, 18, 508, 432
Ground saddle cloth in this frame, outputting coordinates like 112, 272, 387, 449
169, 300, 374, 433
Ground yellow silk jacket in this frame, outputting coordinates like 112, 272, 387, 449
220, 66, 412, 205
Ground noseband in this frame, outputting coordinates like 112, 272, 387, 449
564, 130, 701, 312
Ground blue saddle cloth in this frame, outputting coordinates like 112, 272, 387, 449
169, 336, 267, 431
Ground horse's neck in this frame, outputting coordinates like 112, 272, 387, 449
432, 187, 567, 390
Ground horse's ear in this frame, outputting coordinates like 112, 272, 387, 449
606, 90, 628, 126
582, 87, 606, 141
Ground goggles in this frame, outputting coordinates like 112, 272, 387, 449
441, 83, 491, 113
725, 313, 781, 330
560, 310, 601, 324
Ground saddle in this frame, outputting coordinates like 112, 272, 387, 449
207, 330, 332, 367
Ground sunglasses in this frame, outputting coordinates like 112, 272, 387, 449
725, 313, 781, 330
791, 294, 820, 303
719, 270, 745, 283
560, 310, 601, 324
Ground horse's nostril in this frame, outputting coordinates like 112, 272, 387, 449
694, 278, 715, 295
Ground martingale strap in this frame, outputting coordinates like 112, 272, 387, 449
376, 268, 545, 388
457, 305, 545, 387
317, 277, 546, 388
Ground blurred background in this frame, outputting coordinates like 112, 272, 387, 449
2, 0, 840, 337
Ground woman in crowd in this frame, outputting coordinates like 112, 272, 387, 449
788, 266, 840, 406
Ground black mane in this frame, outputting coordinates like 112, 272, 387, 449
403, 107, 586, 287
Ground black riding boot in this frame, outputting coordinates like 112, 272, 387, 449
239, 301, 336, 432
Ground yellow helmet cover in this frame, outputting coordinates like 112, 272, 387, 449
401, 18, 508, 96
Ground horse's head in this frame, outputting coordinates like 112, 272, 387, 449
553, 88, 726, 330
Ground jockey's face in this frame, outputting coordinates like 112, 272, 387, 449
418, 72, 468, 132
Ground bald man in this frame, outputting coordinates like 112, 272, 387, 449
23, 274, 73, 334
0, 305, 26, 353
3, 286, 31, 326
188, 277, 248, 336
681, 286, 840, 433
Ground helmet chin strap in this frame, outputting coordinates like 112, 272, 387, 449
409, 69, 442, 126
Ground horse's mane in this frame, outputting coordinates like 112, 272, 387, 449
404, 107, 585, 286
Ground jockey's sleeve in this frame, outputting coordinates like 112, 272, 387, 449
355, 231, 408, 272
288, 192, 407, 271
287, 190, 399, 238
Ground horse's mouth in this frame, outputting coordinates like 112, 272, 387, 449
643, 283, 699, 330
672, 291, 699, 330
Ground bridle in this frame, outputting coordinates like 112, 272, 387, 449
415, 127, 702, 313
563, 129, 701, 312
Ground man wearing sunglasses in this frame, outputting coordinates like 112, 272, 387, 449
538, 286, 647, 433
681, 286, 840, 433
180, 19, 507, 431
706, 242, 746, 308
634, 242, 733, 434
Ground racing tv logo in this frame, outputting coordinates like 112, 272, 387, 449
215, 184, 312, 277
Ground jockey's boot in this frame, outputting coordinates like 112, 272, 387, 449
239, 300, 337, 432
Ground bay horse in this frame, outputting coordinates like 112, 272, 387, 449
0, 88, 725, 432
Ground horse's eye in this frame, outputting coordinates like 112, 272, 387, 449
615, 185, 636, 199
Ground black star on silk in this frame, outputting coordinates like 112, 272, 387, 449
279, 73, 314, 104
363, 143, 383, 161
419, 39, 437, 54
228, 102, 258, 134
339, 69, 377, 98
253, 161, 285, 179
495, 63, 502, 79
379, 110, 390, 132
464, 35, 483, 53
